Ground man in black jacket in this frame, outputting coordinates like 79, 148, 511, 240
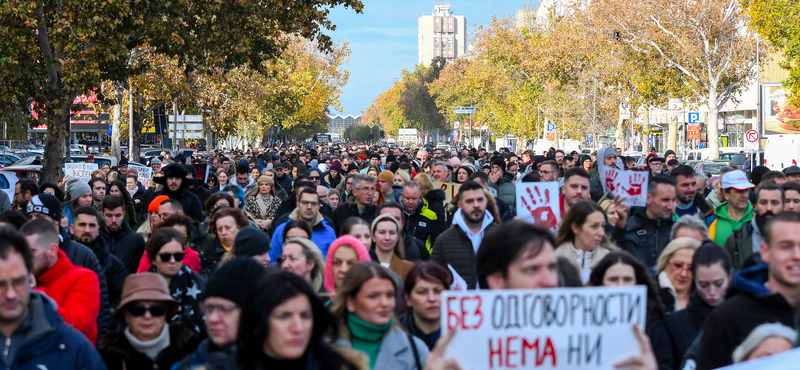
71, 206, 127, 332
611, 176, 676, 268
696, 212, 800, 370
400, 182, 440, 255
153, 163, 205, 222
25, 193, 111, 341
333, 173, 377, 234
99, 195, 146, 274
273, 162, 293, 194
186, 164, 211, 205
431, 182, 497, 289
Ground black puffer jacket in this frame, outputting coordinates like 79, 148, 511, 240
332, 202, 377, 236
423, 189, 447, 232
97, 323, 200, 370
87, 237, 128, 333
611, 207, 674, 268
274, 173, 293, 194
154, 185, 204, 222
100, 220, 146, 274
200, 237, 227, 279
430, 223, 498, 289
646, 314, 674, 370
130, 183, 147, 226
59, 227, 111, 341
665, 291, 714, 369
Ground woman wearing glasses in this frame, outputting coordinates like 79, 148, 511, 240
656, 237, 700, 312
145, 228, 207, 335
98, 273, 200, 370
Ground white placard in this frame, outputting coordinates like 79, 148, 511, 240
65, 163, 98, 182
448, 264, 468, 291
128, 164, 152, 188
598, 163, 649, 207
441, 286, 648, 370
516, 182, 561, 232
717, 348, 800, 370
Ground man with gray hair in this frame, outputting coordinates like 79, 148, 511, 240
401, 181, 441, 254
332, 173, 378, 232
431, 162, 450, 182
670, 215, 710, 242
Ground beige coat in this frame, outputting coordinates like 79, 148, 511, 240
555, 240, 617, 275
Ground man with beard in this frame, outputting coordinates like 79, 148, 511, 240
98, 195, 146, 274
612, 176, 676, 268
70, 206, 127, 333
705, 170, 755, 246
723, 184, 784, 270
13, 178, 37, 211
671, 165, 712, 217
88, 177, 106, 210
152, 163, 205, 222
431, 181, 497, 289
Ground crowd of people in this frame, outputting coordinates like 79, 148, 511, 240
0, 143, 797, 370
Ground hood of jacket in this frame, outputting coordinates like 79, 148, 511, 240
733, 263, 771, 297
289, 207, 324, 227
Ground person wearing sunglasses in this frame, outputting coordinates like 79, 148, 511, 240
98, 273, 200, 370
145, 228, 206, 335
655, 237, 700, 313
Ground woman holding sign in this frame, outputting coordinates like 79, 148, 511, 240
332, 263, 429, 370
555, 200, 618, 282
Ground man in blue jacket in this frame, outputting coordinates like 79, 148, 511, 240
0, 227, 106, 369
269, 186, 337, 261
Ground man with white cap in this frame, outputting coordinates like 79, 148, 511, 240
704, 170, 755, 246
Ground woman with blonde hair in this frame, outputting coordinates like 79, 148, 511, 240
370, 214, 414, 281
656, 237, 701, 312
393, 170, 410, 187
414, 173, 446, 226
599, 199, 619, 227
243, 175, 282, 231
280, 237, 326, 293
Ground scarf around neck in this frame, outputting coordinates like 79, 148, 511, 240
124, 323, 170, 360
348, 313, 391, 369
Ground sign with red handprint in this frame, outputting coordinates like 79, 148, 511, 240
598, 163, 649, 207
516, 182, 561, 232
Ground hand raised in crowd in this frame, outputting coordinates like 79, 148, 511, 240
613, 324, 657, 370
424, 330, 464, 370
490, 167, 503, 183
613, 194, 631, 229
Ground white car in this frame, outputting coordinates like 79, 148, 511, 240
0, 170, 19, 202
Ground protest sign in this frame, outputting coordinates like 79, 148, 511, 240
434, 182, 461, 203
65, 163, 98, 182
442, 286, 648, 370
195, 163, 209, 183
717, 347, 800, 370
448, 264, 467, 291
598, 163, 649, 207
516, 181, 560, 231
128, 164, 153, 188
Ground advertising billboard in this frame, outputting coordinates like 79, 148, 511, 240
763, 82, 800, 135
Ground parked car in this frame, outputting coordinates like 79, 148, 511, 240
694, 162, 728, 176
0, 167, 41, 185
0, 153, 23, 167
10, 154, 117, 168
0, 171, 19, 201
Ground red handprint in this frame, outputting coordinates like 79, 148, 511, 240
622, 173, 646, 196
605, 169, 618, 192
521, 186, 558, 228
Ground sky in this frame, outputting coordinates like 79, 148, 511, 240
327, 0, 536, 116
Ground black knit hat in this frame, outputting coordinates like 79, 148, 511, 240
491, 158, 506, 171
202, 258, 266, 305
26, 194, 62, 221
347, 162, 359, 173
153, 163, 197, 187
233, 226, 271, 258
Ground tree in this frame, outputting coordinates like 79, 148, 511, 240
587, 0, 764, 159
0, 0, 363, 182
745, 0, 800, 96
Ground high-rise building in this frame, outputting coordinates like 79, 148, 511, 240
328, 114, 361, 135
418, 3, 467, 66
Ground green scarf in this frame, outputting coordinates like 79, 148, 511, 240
348, 313, 391, 369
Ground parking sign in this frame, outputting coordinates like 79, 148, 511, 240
688, 112, 699, 124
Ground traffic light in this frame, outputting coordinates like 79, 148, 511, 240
380, 130, 385, 139
443, 106, 447, 113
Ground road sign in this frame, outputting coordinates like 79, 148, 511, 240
688, 124, 701, 140
668, 98, 682, 116
453, 109, 475, 114
746, 129, 759, 143
546, 123, 555, 132
587, 134, 593, 144
546, 132, 556, 141
688, 112, 700, 124
368, 122, 374, 128
463, 121, 471, 129
398, 128, 417, 142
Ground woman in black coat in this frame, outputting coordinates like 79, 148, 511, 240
665, 244, 733, 369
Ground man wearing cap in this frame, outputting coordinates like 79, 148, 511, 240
0, 227, 106, 368
118, 157, 129, 176
647, 155, 665, 178
173, 259, 265, 369
20, 219, 101, 343
705, 170, 756, 246
664, 149, 677, 165
723, 184, 784, 270
150, 157, 162, 172
25, 193, 112, 341
666, 158, 679, 175
273, 162, 293, 194
784, 165, 800, 182
153, 163, 204, 222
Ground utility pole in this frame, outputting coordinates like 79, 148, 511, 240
172, 98, 178, 151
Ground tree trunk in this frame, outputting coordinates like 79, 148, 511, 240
129, 90, 144, 165
668, 115, 678, 152
616, 117, 625, 151
642, 105, 650, 153
708, 87, 720, 160
110, 82, 124, 162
